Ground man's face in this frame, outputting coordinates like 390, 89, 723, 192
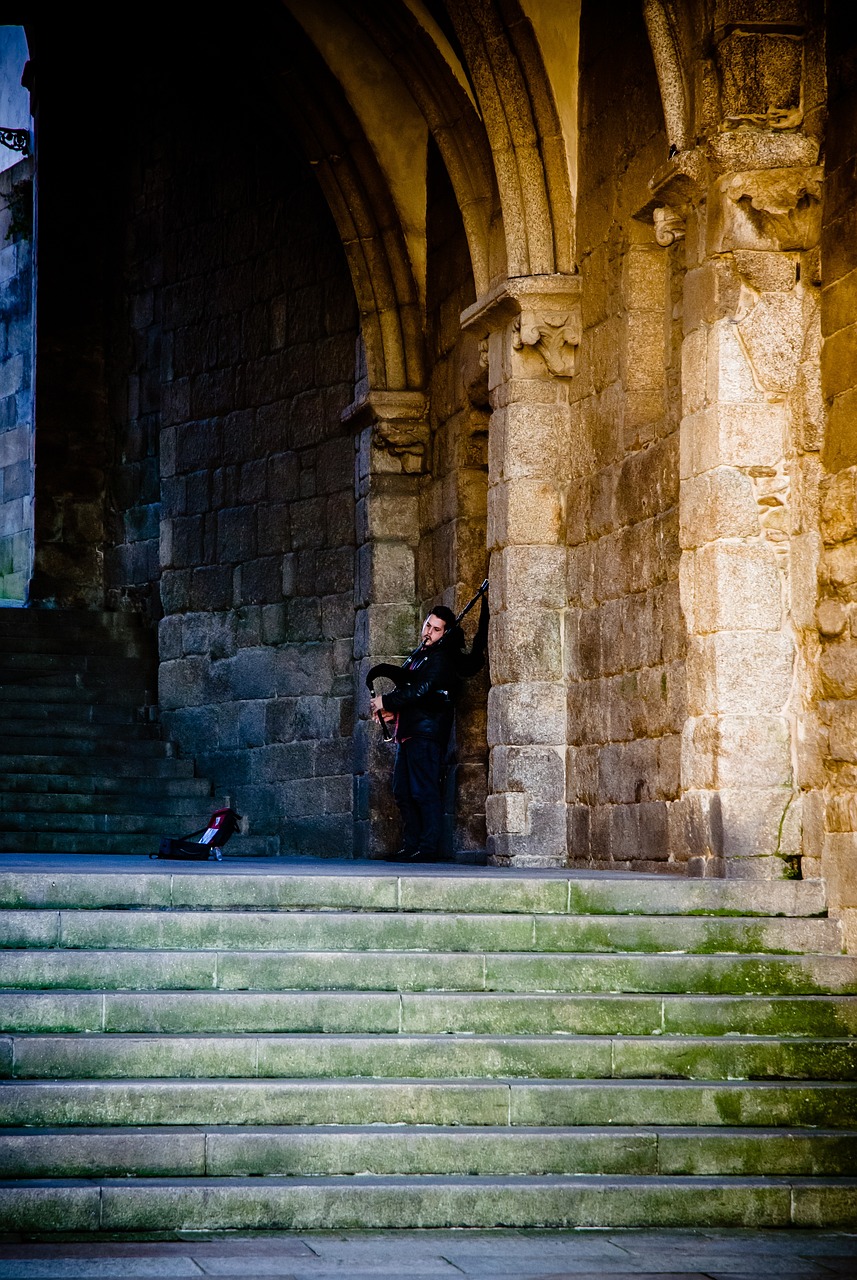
421, 613, 447, 647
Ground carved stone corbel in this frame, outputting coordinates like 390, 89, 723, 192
653, 205, 687, 246
341, 390, 429, 464
635, 147, 707, 244
460, 274, 583, 380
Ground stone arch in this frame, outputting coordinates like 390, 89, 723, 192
642, 0, 692, 153
445, 0, 576, 277
254, 7, 425, 394
338, 0, 505, 296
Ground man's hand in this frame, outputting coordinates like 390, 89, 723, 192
370, 694, 395, 724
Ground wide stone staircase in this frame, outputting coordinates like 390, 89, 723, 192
0, 861, 855, 1233
0, 609, 267, 857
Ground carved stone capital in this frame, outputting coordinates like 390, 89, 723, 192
460, 274, 582, 379
342, 390, 429, 461
512, 308, 581, 377
710, 166, 823, 253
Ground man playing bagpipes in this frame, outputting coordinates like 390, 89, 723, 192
368, 581, 489, 863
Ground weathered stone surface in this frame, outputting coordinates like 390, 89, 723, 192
13, 3, 857, 891
682, 404, 787, 478
687, 632, 794, 716
488, 478, 562, 548
821, 639, 857, 699
691, 542, 783, 633
488, 683, 566, 747
680, 469, 759, 548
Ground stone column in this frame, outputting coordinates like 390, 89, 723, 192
461, 275, 580, 866
653, 148, 822, 879
344, 390, 427, 858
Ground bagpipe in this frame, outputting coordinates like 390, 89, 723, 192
366, 579, 489, 741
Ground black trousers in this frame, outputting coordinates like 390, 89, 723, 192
392, 736, 444, 858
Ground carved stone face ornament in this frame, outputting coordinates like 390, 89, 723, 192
511, 308, 582, 378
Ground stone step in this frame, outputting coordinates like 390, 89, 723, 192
0, 735, 171, 760
1, 1172, 855, 1232
0, 718, 160, 742
0, 653, 156, 678
0, 793, 224, 818
0, 700, 148, 724
0, 864, 830, 916
0, 631, 150, 656
0, 908, 840, 955
3, 1033, 855, 1082
0, 681, 152, 705
0, 775, 214, 800
0, 755, 195, 779
1, 1124, 855, 1179
3, 1077, 857, 1129
0, 608, 150, 641
0, 676, 154, 703
3, 948, 856, 993
3, 989, 856, 1038
0, 812, 210, 837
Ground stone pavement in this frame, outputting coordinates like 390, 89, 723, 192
0, 1229, 855, 1279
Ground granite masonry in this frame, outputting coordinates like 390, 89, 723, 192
2, 2, 856, 933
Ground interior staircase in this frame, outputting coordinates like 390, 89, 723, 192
0, 609, 267, 857
0, 861, 855, 1233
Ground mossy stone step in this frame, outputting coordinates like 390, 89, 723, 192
4, 1078, 857, 1129
4, 990, 856, 1037
1, 1173, 855, 1232
5, 1032, 856, 1082
4, 948, 857, 993
1, 908, 838, 955
0, 853, 852, 1231
0, 864, 828, 916
2, 1124, 855, 1178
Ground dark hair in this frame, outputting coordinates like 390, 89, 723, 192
428, 605, 456, 631
427, 605, 464, 650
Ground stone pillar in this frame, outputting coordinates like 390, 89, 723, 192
344, 390, 426, 858
461, 275, 580, 866
816, 15, 857, 948
653, 144, 822, 880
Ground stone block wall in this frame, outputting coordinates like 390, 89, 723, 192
567, 0, 685, 871
104, 106, 164, 619
105, 39, 359, 856
818, 4, 857, 943
0, 157, 34, 604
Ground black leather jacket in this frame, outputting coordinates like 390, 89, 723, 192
381, 643, 461, 745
